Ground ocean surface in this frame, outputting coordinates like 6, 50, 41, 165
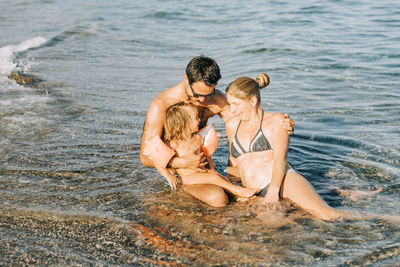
1, 0, 399, 265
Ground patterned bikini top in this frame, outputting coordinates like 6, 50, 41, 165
230, 111, 272, 159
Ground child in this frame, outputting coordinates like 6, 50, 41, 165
159, 102, 257, 201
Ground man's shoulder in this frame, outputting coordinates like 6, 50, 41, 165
148, 97, 167, 113
200, 89, 228, 113
214, 89, 228, 102
149, 82, 185, 111
225, 115, 240, 130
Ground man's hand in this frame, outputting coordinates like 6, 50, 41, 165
187, 152, 208, 172
171, 152, 208, 172
280, 114, 295, 136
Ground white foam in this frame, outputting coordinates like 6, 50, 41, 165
0, 36, 47, 76
0, 95, 49, 112
0, 37, 50, 138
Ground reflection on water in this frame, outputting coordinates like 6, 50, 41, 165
134, 190, 400, 266
3, 187, 399, 266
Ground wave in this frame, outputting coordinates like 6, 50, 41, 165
0, 37, 50, 144
45, 27, 96, 48
0, 36, 46, 77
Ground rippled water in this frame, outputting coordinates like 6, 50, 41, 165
1, 0, 399, 265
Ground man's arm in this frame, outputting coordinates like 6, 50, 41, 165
140, 100, 165, 168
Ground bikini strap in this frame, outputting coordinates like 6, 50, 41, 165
235, 120, 242, 136
259, 110, 264, 128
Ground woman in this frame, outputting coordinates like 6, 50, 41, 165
225, 73, 348, 220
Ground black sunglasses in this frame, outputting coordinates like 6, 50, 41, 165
188, 83, 216, 98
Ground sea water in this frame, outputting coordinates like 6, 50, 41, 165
0, 0, 399, 265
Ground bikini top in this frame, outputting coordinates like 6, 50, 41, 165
230, 111, 272, 159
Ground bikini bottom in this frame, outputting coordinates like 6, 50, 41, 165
256, 162, 295, 197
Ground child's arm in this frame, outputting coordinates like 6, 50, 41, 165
154, 139, 179, 190
154, 164, 179, 191
144, 137, 179, 191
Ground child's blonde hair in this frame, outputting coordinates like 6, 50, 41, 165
165, 102, 197, 141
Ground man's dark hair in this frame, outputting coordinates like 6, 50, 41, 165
185, 56, 221, 86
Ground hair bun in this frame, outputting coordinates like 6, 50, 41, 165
256, 73, 270, 89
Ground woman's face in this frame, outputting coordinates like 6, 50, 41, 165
227, 93, 253, 120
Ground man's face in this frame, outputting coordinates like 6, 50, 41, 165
187, 80, 216, 103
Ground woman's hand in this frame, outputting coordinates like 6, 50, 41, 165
280, 114, 295, 136
263, 185, 280, 205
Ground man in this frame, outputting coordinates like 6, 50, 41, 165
140, 56, 294, 207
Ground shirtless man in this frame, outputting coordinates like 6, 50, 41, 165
140, 56, 294, 207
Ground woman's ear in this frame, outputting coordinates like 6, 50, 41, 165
251, 96, 258, 107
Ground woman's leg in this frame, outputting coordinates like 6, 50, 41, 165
280, 171, 348, 220
336, 187, 382, 202
182, 172, 257, 198
182, 184, 228, 207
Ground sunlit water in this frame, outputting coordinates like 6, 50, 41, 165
1, 0, 399, 265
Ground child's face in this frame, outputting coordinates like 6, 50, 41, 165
185, 106, 200, 133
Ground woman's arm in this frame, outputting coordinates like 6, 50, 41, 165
224, 116, 243, 182
225, 115, 241, 165
263, 113, 290, 204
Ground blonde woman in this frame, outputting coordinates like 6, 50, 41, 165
225, 74, 348, 220
156, 102, 257, 207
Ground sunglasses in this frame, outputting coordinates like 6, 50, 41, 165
188, 82, 216, 98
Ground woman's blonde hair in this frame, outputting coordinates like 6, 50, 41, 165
165, 102, 197, 141
226, 73, 269, 103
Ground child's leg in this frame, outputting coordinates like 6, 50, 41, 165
182, 184, 228, 208
280, 171, 348, 221
181, 172, 257, 198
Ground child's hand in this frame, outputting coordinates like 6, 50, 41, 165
166, 175, 179, 191
155, 164, 180, 191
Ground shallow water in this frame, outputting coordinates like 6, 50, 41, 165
1, 0, 399, 265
